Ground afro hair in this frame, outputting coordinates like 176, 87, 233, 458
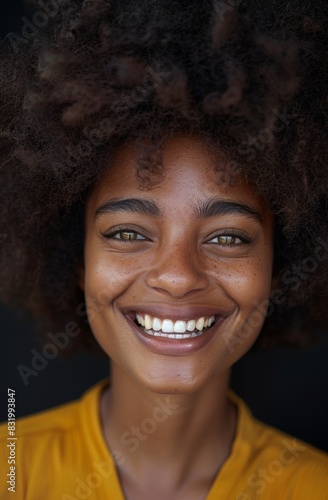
0, 0, 328, 352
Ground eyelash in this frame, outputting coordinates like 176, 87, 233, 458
102, 227, 255, 246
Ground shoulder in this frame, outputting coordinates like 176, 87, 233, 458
0, 394, 80, 442
251, 414, 328, 474
0, 379, 106, 457
229, 391, 328, 499
0, 380, 111, 499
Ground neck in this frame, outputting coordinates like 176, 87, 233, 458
100, 363, 236, 495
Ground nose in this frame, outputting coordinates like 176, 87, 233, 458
145, 242, 209, 298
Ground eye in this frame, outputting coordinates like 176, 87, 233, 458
110, 230, 146, 241
207, 233, 254, 246
209, 235, 242, 245
101, 226, 149, 242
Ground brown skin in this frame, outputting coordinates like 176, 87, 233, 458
80, 135, 274, 499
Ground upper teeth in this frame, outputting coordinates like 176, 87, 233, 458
136, 314, 215, 334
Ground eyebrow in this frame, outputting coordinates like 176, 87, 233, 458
95, 198, 161, 218
195, 198, 264, 225
94, 196, 263, 225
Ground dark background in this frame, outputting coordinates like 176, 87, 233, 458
1, 0, 328, 453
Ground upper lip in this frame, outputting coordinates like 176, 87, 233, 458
121, 304, 231, 322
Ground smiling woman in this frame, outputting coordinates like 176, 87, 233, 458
82, 135, 274, 397
0, 0, 328, 499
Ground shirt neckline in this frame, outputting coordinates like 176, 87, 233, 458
79, 378, 252, 499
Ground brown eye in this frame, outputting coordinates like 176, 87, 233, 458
207, 233, 254, 246
114, 231, 145, 241
121, 231, 135, 240
218, 235, 238, 245
102, 227, 149, 243
209, 235, 241, 245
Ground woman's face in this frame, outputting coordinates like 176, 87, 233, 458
82, 135, 274, 394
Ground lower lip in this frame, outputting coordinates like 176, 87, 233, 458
127, 316, 223, 356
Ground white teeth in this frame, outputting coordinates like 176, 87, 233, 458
162, 319, 174, 332
136, 314, 144, 327
144, 314, 152, 330
174, 320, 187, 333
195, 317, 205, 330
152, 318, 162, 331
186, 320, 196, 331
135, 314, 216, 339
144, 330, 196, 339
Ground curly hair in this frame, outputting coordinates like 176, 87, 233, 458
0, 0, 327, 353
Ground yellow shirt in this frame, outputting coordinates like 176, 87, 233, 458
1, 380, 327, 499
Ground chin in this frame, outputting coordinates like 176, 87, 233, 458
127, 359, 222, 396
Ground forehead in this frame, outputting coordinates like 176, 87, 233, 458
88, 135, 269, 214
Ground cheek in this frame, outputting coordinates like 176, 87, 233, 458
82, 249, 135, 355
216, 256, 273, 359
82, 242, 144, 321
211, 253, 273, 303
234, 260, 272, 303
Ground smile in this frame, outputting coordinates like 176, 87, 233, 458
135, 313, 216, 339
